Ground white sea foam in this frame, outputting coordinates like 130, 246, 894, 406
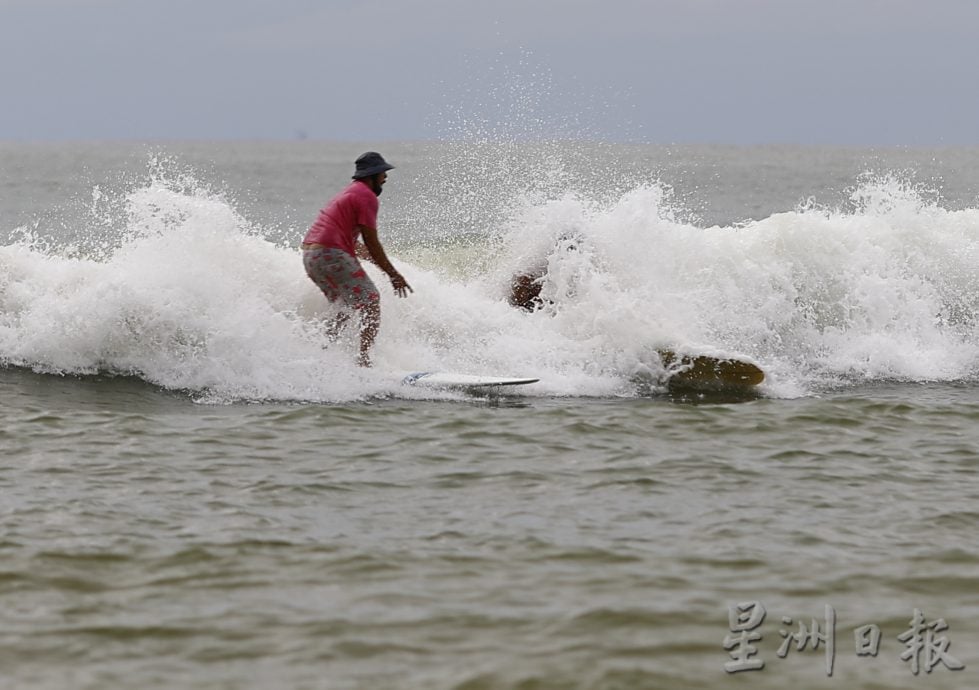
1, 165, 977, 403
486, 174, 979, 392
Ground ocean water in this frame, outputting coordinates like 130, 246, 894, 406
0, 140, 977, 689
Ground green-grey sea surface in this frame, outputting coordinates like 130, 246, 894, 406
1, 371, 976, 689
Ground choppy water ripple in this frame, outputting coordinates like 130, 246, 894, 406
0, 372, 975, 688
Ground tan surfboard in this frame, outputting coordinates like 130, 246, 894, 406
658, 350, 765, 391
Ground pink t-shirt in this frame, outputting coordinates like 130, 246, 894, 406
303, 180, 379, 256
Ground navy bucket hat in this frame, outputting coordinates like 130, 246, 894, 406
352, 151, 395, 179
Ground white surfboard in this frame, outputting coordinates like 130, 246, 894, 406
400, 371, 539, 389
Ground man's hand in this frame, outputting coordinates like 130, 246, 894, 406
390, 272, 413, 298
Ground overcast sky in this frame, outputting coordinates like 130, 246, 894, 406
2, 0, 978, 145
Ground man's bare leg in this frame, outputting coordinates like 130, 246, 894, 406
356, 301, 380, 367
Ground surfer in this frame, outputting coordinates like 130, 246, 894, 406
505, 234, 765, 391
301, 152, 413, 367
509, 269, 546, 312
508, 232, 583, 312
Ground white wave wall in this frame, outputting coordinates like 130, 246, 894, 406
1, 167, 977, 402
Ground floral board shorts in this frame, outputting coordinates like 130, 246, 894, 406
303, 247, 380, 310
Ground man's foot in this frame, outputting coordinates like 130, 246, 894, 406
325, 313, 351, 343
